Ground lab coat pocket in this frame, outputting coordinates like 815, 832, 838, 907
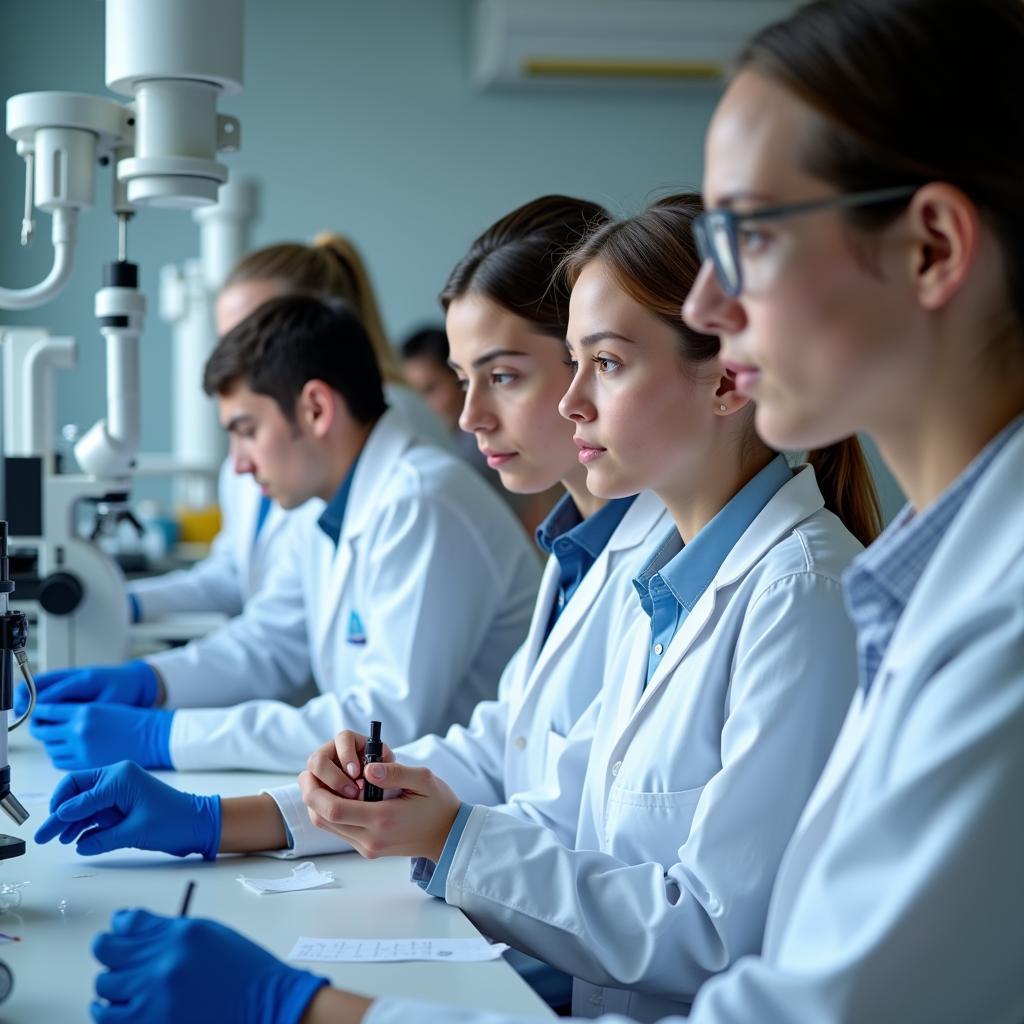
603, 784, 704, 866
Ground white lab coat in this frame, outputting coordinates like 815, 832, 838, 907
151, 408, 540, 772
268, 490, 671, 857
126, 460, 287, 620
423, 466, 863, 1021
365, 426, 1024, 1024
126, 383, 448, 622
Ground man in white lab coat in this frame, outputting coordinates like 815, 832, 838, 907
29, 296, 540, 772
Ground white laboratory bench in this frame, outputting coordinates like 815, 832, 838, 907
0, 731, 555, 1022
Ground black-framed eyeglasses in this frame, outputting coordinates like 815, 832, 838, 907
693, 185, 918, 298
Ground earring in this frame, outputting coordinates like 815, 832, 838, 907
719, 404, 727, 412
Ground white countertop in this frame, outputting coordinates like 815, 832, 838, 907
0, 731, 554, 1022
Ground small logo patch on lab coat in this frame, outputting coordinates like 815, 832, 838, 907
347, 611, 367, 645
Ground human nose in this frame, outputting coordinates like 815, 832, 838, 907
230, 437, 254, 475
458, 381, 496, 435
558, 365, 595, 423
683, 261, 747, 337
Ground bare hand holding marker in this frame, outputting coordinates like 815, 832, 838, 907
299, 761, 460, 863
303, 728, 396, 802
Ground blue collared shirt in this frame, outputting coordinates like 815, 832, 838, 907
633, 454, 793, 685
252, 493, 273, 548
316, 455, 361, 548
535, 493, 637, 640
843, 414, 1023, 695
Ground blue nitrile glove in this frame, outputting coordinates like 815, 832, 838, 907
15, 660, 158, 716
91, 909, 329, 1024
30, 702, 174, 770
34, 761, 221, 859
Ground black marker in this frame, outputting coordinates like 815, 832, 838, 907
178, 880, 195, 917
362, 720, 384, 802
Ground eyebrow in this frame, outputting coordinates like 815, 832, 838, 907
223, 413, 255, 432
710, 190, 775, 210
576, 331, 636, 348
450, 348, 531, 370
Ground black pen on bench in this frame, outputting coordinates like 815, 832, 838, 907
178, 880, 196, 917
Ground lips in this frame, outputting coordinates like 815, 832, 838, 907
480, 448, 517, 469
720, 357, 761, 398
574, 436, 606, 465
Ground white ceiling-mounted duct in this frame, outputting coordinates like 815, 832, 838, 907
472, 0, 796, 90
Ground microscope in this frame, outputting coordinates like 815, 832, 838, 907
0, 0, 245, 671
0, 522, 34, 860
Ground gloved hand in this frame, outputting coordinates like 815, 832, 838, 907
15, 660, 159, 715
34, 761, 221, 859
91, 909, 329, 1024
30, 702, 174, 771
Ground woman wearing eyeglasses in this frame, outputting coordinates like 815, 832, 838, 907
356, 1, 1019, 1022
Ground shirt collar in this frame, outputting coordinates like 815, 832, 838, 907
316, 454, 362, 547
845, 412, 1024, 624
634, 453, 793, 615
535, 493, 637, 559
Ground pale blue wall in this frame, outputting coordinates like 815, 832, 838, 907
0, 0, 904, 519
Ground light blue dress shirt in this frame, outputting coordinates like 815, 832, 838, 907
843, 412, 1023, 693
633, 454, 793, 685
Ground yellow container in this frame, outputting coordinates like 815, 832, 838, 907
176, 504, 223, 545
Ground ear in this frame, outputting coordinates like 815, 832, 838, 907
296, 379, 337, 440
712, 366, 752, 416
905, 183, 980, 312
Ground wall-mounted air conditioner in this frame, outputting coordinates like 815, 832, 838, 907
472, 0, 797, 90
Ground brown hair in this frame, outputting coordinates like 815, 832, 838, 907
737, 0, 1024, 330
564, 193, 881, 546
224, 232, 404, 384
439, 195, 610, 337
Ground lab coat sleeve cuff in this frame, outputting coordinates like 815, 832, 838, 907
439, 803, 492, 904
414, 801, 473, 899
261, 783, 355, 859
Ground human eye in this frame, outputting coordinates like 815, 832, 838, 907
736, 224, 771, 254
562, 356, 578, 374
490, 369, 517, 387
592, 353, 621, 374
455, 375, 469, 392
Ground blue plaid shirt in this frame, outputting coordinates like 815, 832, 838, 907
843, 415, 1023, 694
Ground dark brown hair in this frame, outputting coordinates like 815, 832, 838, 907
738, 0, 1024, 327
203, 295, 386, 426
564, 193, 881, 547
439, 195, 610, 337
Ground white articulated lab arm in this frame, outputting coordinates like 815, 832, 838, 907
1, 0, 244, 312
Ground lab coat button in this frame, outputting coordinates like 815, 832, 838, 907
514, 736, 527, 750
654, 642, 664, 656
611, 760, 622, 777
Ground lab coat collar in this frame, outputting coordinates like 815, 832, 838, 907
630, 464, 825, 716
339, 408, 419, 542
521, 491, 668, 712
